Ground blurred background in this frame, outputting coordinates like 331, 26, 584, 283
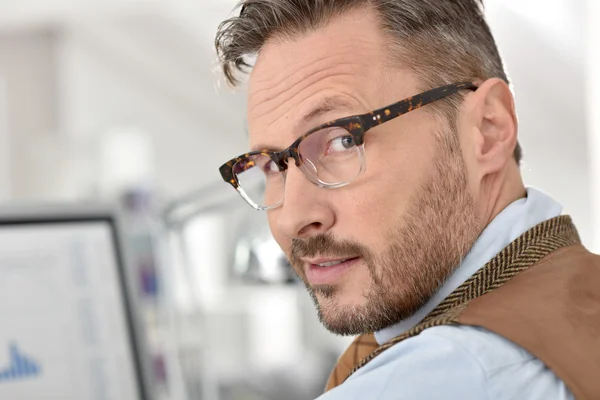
0, 0, 598, 399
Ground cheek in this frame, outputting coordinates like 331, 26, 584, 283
338, 130, 439, 243
335, 189, 400, 249
354, 152, 427, 220
458, 135, 481, 197
365, 122, 437, 190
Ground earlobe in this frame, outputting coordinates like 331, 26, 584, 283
472, 78, 518, 175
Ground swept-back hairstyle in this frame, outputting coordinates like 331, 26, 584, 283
215, 0, 521, 162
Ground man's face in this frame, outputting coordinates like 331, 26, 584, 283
247, 9, 482, 335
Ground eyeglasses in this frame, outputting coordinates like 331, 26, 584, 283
219, 82, 478, 211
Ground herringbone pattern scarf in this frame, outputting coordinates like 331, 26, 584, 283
326, 215, 580, 390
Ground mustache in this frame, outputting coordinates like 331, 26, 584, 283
289, 233, 371, 264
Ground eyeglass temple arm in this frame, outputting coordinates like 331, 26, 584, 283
361, 82, 478, 130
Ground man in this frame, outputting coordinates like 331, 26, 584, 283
215, 1, 600, 399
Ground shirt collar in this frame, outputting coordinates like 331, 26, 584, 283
374, 187, 563, 345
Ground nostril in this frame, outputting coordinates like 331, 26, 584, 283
298, 222, 322, 237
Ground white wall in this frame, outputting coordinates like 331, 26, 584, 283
586, 0, 600, 252
0, 16, 249, 202
0, 75, 9, 202
57, 18, 251, 200
0, 30, 62, 200
487, 1, 592, 246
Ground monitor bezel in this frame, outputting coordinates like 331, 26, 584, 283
0, 204, 153, 400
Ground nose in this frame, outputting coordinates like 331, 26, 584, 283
275, 162, 334, 240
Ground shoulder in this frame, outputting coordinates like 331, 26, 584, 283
318, 325, 573, 400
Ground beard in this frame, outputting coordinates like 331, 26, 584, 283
288, 129, 482, 335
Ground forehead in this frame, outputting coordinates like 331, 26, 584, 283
246, 8, 406, 149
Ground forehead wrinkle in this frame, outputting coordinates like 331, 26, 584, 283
253, 30, 374, 84
249, 32, 379, 107
251, 49, 348, 95
247, 16, 392, 152
248, 6, 392, 114
278, 88, 365, 135
249, 69, 360, 133
248, 85, 365, 152
248, 65, 387, 152
300, 96, 356, 124
249, 54, 362, 117
248, 54, 362, 129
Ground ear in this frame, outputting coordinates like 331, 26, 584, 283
466, 78, 518, 179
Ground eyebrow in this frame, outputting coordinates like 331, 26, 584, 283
250, 96, 357, 152
301, 96, 356, 125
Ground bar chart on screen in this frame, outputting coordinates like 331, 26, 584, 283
0, 220, 143, 400
0, 343, 42, 383
0, 242, 73, 399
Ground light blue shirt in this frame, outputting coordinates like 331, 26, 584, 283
318, 187, 574, 400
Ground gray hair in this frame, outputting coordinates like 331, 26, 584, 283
215, 0, 522, 163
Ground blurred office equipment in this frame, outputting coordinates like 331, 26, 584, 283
231, 197, 296, 285
162, 183, 349, 400
0, 206, 153, 400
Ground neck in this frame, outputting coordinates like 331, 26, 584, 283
373, 186, 564, 345
480, 161, 526, 226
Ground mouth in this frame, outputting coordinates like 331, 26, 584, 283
305, 257, 360, 285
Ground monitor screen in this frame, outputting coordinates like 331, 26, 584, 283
0, 212, 147, 400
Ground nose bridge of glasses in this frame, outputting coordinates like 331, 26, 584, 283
274, 147, 302, 170
271, 146, 321, 189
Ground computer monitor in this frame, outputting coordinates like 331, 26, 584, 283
0, 205, 151, 400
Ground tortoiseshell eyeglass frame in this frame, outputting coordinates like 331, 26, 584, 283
219, 82, 478, 210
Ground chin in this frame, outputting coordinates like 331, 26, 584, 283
313, 285, 366, 306
312, 294, 372, 334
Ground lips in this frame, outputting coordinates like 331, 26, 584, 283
315, 259, 351, 267
305, 257, 360, 285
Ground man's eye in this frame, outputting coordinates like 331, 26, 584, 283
327, 135, 356, 154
